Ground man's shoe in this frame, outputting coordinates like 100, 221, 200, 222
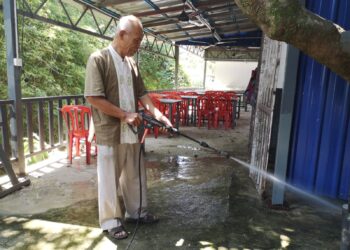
107, 225, 128, 240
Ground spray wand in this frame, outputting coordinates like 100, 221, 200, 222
139, 111, 230, 158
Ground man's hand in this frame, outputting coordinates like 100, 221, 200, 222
123, 112, 142, 127
159, 115, 172, 128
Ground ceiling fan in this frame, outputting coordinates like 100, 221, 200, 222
143, 0, 204, 27
176, 0, 202, 22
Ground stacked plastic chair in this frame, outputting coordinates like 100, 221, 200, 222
197, 95, 213, 129
211, 95, 232, 129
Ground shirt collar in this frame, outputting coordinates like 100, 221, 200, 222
108, 44, 126, 63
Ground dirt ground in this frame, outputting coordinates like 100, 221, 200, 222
0, 111, 343, 249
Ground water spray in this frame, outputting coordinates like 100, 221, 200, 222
121, 112, 344, 250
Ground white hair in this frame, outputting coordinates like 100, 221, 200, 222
115, 15, 143, 35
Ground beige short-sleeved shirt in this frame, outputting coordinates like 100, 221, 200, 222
84, 47, 147, 146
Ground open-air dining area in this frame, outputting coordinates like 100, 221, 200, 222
1, 0, 350, 249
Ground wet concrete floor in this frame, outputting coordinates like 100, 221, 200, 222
0, 111, 342, 249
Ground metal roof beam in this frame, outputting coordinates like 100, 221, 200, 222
214, 18, 251, 28
143, 0, 193, 40
143, 19, 178, 28
95, 0, 139, 6
218, 24, 258, 33
171, 32, 213, 40
185, 0, 221, 42
10, 0, 175, 58
208, 11, 245, 19
133, 0, 231, 17
140, 5, 239, 24
165, 21, 253, 36
180, 45, 205, 58
142, 12, 243, 28
135, 4, 184, 17
157, 26, 204, 35
203, 4, 238, 13
171, 26, 259, 41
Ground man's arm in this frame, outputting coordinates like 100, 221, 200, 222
139, 94, 172, 127
86, 96, 142, 126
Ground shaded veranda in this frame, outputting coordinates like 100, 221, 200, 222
0, 0, 347, 249
0, 111, 341, 249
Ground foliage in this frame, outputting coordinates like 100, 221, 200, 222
139, 51, 190, 90
23, 135, 49, 165
0, 10, 107, 99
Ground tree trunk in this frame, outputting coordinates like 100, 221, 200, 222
234, 0, 350, 82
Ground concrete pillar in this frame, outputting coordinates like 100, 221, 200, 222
203, 59, 207, 90
271, 43, 299, 205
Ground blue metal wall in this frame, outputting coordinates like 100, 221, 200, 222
288, 0, 350, 200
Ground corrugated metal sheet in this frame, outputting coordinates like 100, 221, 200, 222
288, 0, 350, 199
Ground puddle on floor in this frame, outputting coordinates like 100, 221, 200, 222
146, 155, 224, 182
176, 145, 201, 151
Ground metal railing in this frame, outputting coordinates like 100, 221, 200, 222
0, 95, 85, 162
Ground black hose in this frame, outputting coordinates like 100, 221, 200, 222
125, 144, 143, 250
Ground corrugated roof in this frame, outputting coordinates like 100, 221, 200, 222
92, 0, 262, 48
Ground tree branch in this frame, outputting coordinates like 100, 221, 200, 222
235, 0, 350, 82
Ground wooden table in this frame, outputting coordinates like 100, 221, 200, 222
159, 99, 183, 129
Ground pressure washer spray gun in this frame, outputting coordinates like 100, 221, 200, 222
139, 111, 230, 158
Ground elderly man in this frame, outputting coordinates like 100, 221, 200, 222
84, 15, 172, 240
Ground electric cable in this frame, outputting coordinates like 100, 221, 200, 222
125, 134, 143, 250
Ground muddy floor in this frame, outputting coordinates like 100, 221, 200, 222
0, 111, 342, 249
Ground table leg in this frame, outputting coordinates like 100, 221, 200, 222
232, 100, 237, 128
193, 99, 197, 126
175, 102, 180, 129
237, 96, 241, 119
168, 104, 173, 128
186, 99, 190, 126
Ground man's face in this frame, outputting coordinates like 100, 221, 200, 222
122, 26, 144, 57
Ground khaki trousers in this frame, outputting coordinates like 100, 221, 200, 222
97, 143, 147, 230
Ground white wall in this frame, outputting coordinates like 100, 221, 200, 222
205, 61, 258, 91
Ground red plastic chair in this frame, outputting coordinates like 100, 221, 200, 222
212, 95, 232, 129
197, 95, 213, 129
61, 105, 93, 164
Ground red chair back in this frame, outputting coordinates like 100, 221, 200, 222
212, 96, 229, 112
61, 105, 91, 137
212, 96, 232, 129
61, 105, 93, 165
